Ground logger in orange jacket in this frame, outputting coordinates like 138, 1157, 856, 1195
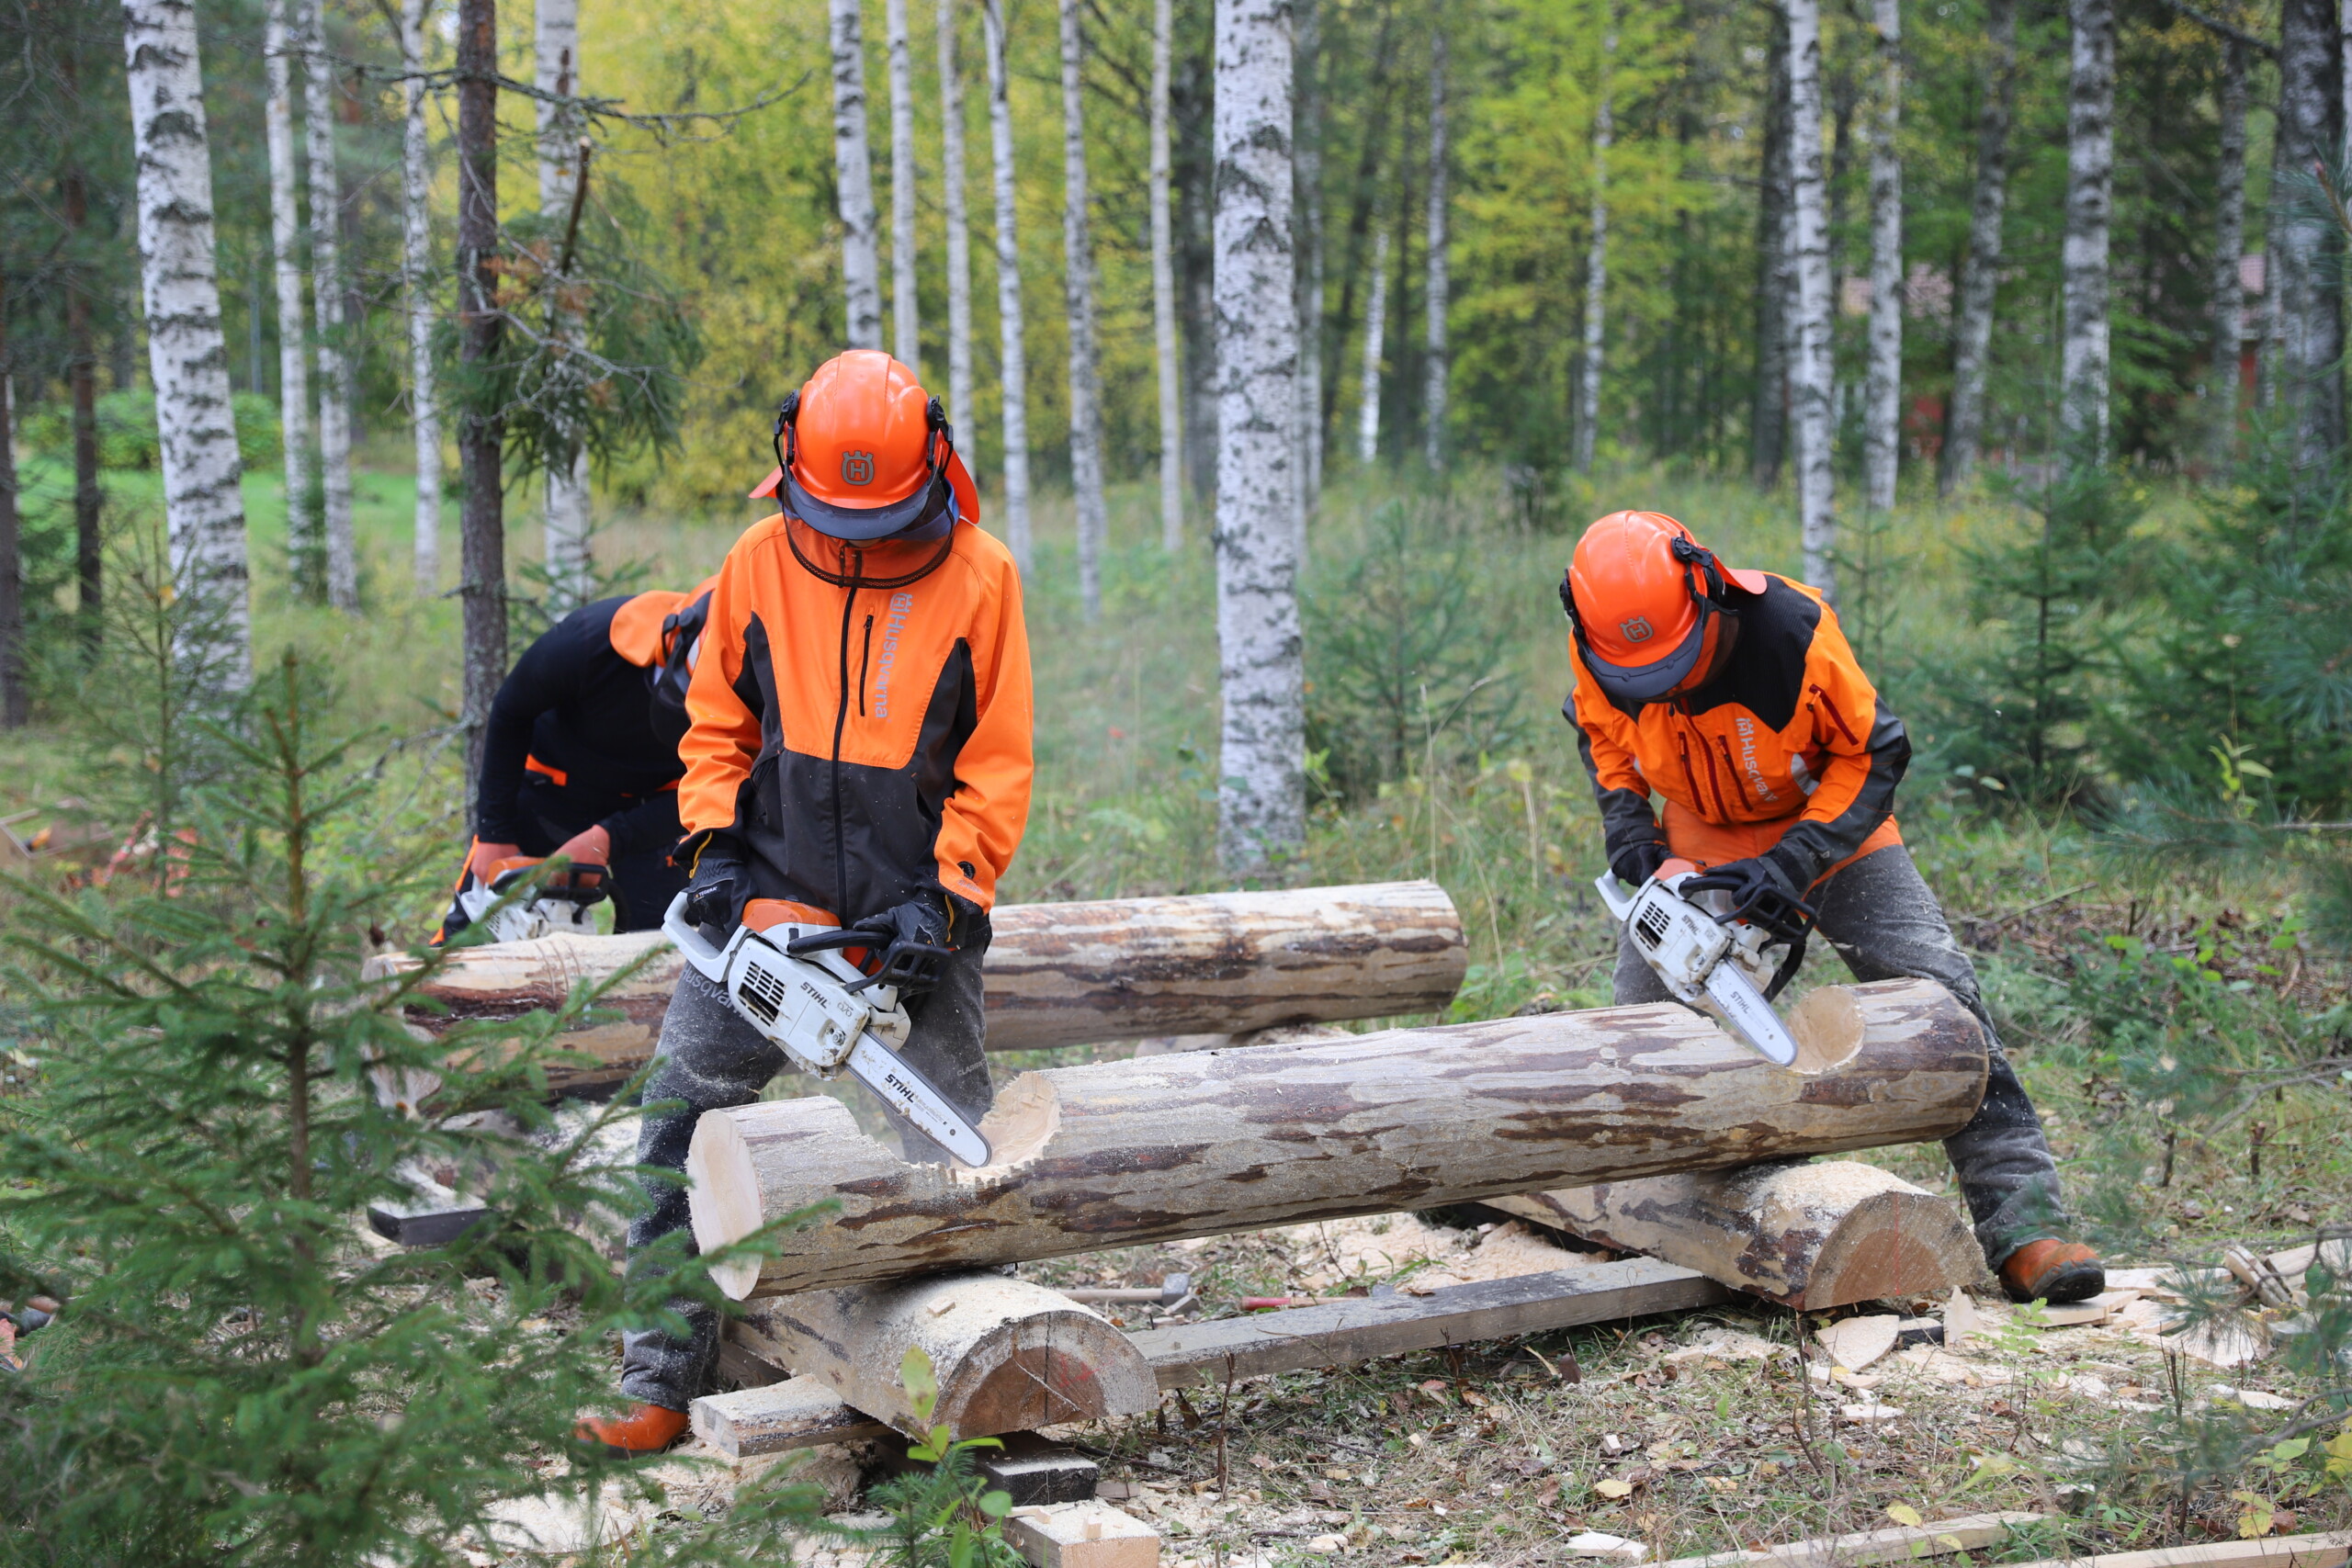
577, 350, 1033, 1458
1562, 510, 2102, 1307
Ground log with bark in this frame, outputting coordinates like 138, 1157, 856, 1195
686, 978, 1988, 1300
727, 1271, 1159, 1438
367, 881, 1465, 1099
1486, 1157, 1984, 1310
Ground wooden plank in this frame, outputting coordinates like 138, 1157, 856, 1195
1004, 1501, 1160, 1568
1657, 1512, 2045, 1568
1949, 1536, 2352, 1568
688, 1375, 889, 1459
1129, 1257, 1730, 1388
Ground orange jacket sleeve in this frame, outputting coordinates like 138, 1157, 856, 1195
674, 526, 770, 856
933, 547, 1034, 911
1566, 650, 1666, 873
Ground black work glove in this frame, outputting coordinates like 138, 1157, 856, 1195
831, 892, 956, 998
679, 841, 752, 937
1609, 838, 1671, 889
1681, 853, 1814, 932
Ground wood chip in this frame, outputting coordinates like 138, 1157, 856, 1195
1816, 1314, 1901, 1371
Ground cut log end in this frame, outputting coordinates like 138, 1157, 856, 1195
975, 1072, 1063, 1171
1787, 985, 1867, 1074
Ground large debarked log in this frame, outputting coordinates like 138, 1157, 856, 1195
367, 881, 1465, 1098
687, 978, 1988, 1300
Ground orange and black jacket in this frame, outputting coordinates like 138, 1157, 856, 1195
677, 513, 1033, 929
1566, 572, 1910, 888
476, 589, 711, 858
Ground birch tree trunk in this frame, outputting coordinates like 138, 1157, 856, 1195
832, 0, 884, 352
0, 278, 24, 728
888, 0, 921, 372
937, 0, 973, 432
982, 0, 1032, 573
1293, 0, 1323, 537
123, 0, 253, 688
2059, 0, 2114, 457
1213, 0, 1302, 875
1937, 0, 2013, 497
401, 0, 441, 593
297, 0, 356, 611
1421, 28, 1449, 475
1785, 0, 1838, 597
456, 0, 505, 780
2209, 38, 2249, 468
1151, 0, 1182, 550
1058, 0, 1106, 625
1862, 0, 1902, 513
2274, 0, 2346, 468
1356, 224, 1389, 463
264, 0, 316, 600
537, 0, 591, 609
1574, 29, 1613, 476
1750, 15, 1792, 491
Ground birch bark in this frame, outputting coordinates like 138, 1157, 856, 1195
401, 0, 441, 592
1750, 15, 1792, 491
1575, 28, 1613, 476
888, 0, 921, 372
1862, 0, 1902, 513
832, 0, 884, 352
2273, 0, 2345, 468
2059, 0, 2113, 457
297, 0, 356, 610
1421, 28, 1449, 475
1785, 0, 1838, 596
1058, 0, 1105, 624
1293, 0, 1323, 535
264, 0, 316, 597
122, 0, 253, 687
457, 0, 504, 780
2209, 37, 2248, 468
982, 0, 1032, 572
937, 0, 973, 431
1937, 0, 2013, 496
1213, 0, 1302, 875
1151, 0, 1182, 549
1356, 224, 1388, 463
537, 0, 591, 608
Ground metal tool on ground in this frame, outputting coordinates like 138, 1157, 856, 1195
1057, 1274, 1194, 1315
1595, 857, 1813, 1066
663, 893, 989, 1166
448, 856, 607, 945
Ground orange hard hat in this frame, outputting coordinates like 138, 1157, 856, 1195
749, 349, 980, 541
1562, 512, 1768, 704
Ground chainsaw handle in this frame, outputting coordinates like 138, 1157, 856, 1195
662, 891, 733, 983
1592, 873, 1637, 922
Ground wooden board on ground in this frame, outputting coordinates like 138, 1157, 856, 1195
1490, 1158, 1984, 1309
1003, 1500, 1159, 1568
1956, 1535, 2352, 1568
686, 979, 1988, 1300
362, 881, 1467, 1100
1655, 1511, 2044, 1568
688, 1375, 889, 1458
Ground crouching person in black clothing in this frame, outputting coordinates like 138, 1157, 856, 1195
436, 583, 713, 941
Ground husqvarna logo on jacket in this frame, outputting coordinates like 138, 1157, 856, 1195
842, 450, 876, 485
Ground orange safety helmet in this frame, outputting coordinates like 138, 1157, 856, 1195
749, 349, 981, 542
1561, 511, 1769, 705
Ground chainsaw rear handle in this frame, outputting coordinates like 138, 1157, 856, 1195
1592, 857, 1701, 921
488, 859, 609, 907
662, 890, 735, 983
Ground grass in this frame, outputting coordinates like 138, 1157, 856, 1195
7, 442, 2352, 1562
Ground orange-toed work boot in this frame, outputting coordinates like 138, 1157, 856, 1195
574, 1402, 690, 1459
1999, 1239, 2106, 1304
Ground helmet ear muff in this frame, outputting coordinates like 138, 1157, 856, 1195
774, 392, 802, 479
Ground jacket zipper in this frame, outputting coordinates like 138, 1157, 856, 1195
1713, 735, 1754, 811
831, 547, 864, 920
1810, 683, 1860, 744
857, 615, 874, 716
1676, 733, 1712, 822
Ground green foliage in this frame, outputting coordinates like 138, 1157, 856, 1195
1304, 499, 1528, 804
0, 653, 810, 1566
855, 1348, 1023, 1568
19, 390, 281, 471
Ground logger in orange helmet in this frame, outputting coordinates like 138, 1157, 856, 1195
1561, 511, 2101, 1307
575, 351, 1030, 1459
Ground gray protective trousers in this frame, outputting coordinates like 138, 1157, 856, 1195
1611, 844, 2066, 1269
618, 919, 994, 1412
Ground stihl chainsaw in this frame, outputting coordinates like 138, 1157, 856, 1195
662, 894, 990, 1167
1595, 858, 1815, 1066
447, 856, 607, 944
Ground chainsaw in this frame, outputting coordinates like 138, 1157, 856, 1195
447, 856, 608, 945
1594, 857, 1815, 1066
662, 893, 991, 1167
